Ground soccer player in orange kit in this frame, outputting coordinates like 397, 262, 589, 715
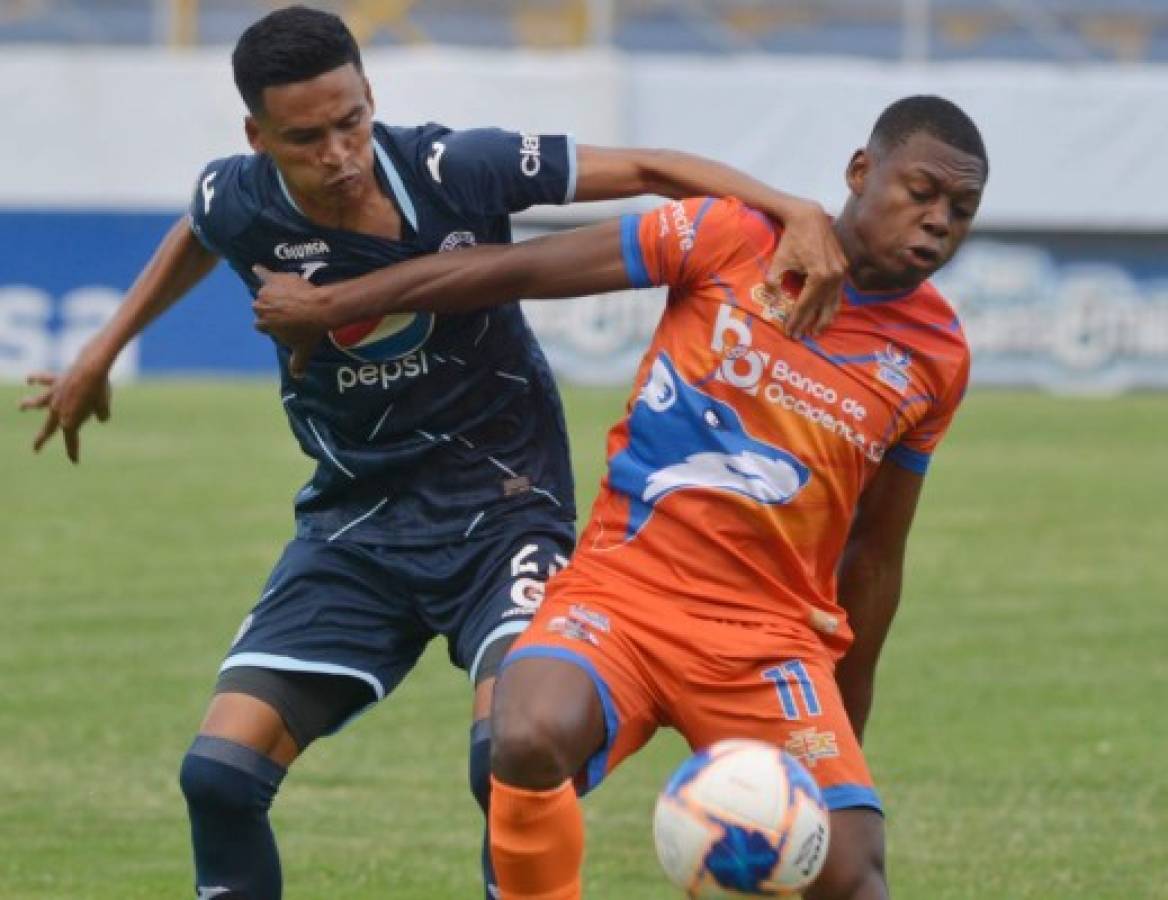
252, 95, 988, 899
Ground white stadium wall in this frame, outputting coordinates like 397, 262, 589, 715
2, 47, 1167, 391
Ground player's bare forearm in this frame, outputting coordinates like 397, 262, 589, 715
19, 215, 218, 462
575, 146, 799, 219
331, 220, 630, 319
833, 461, 924, 741
87, 216, 219, 368
258, 220, 631, 333
574, 146, 845, 337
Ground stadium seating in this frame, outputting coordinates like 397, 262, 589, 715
4, 0, 1168, 62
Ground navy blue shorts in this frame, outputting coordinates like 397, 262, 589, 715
220, 520, 575, 705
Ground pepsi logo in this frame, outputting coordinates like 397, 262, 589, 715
329, 312, 434, 362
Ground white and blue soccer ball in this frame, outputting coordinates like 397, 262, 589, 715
653, 739, 830, 897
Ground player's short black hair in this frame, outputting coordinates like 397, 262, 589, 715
232, 5, 363, 116
870, 95, 989, 178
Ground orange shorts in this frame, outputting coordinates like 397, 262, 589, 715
504, 578, 881, 813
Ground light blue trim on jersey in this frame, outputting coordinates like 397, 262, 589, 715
275, 168, 304, 215
373, 140, 419, 232
621, 214, 652, 289
275, 147, 416, 232
822, 784, 884, 815
887, 443, 931, 474
220, 652, 386, 700
564, 134, 579, 204
502, 645, 620, 795
468, 619, 530, 683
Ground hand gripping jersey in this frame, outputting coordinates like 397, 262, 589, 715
189, 124, 578, 546
558, 197, 970, 658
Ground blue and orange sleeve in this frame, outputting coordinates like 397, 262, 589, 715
888, 350, 971, 473
619, 197, 763, 290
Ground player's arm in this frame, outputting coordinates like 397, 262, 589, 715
19, 216, 219, 462
254, 196, 735, 376
575, 146, 846, 337
833, 460, 926, 743
254, 218, 630, 353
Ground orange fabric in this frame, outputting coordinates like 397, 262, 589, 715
502, 197, 971, 801
489, 776, 584, 900
594, 197, 971, 658
510, 587, 873, 796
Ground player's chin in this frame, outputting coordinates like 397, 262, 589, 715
888, 248, 940, 286
327, 173, 362, 195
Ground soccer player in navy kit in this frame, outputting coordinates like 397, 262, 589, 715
20, 6, 847, 898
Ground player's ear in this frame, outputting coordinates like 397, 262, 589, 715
245, 116, 265, 154
845, 148, 870, 197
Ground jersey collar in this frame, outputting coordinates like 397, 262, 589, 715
372, 139, 419, 233
843, 281, 916, 306
273, 139, 419, 234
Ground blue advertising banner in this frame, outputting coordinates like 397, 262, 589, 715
0, 211, 270, 381
2, 212, 1167, 393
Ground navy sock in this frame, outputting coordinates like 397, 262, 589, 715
468, 719, 497, 898
179, 735, 287, 900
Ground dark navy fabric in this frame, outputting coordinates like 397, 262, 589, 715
188, 123, 577, 546
220, 523, 574, 703
180, 736, 287, 900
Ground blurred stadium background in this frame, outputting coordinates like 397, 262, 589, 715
2, 2, 1165, 899
4, 0, 1168, 389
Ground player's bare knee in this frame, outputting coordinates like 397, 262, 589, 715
490, 658, 604, 789
807, 855, 886, 900
490, 702, 578, 788
806, 810, 887, 900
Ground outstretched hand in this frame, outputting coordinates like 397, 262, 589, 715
251, 264, 326, 379
18, 361, 112, 464
764, 199, 848, 340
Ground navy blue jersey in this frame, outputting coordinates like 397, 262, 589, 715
189, 123, 578, 546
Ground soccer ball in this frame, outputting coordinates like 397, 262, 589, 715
653, 739, 830, 897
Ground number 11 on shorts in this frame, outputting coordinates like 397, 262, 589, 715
762, 660, 822, 721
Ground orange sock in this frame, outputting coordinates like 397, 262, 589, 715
489, 775, 584, 900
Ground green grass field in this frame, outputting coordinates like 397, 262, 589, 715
1, 382, 1165, 899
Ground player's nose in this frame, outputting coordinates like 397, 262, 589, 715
921, 199, 952, 239
319, 131, 347, 168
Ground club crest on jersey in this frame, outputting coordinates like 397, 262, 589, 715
329, 312, 434, 362
751, 282, 793, 324
609, 353, 811, 539
875, 343, 912, 394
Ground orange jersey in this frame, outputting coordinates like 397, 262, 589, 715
555, 197, 970, 658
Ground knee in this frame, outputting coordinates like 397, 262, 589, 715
180, 750, 251, 815
809, 852, 886, 900
490, 703, 579, 789
179, 736, 285, 816
489, 659, 605, 790
805, 810, 886, 900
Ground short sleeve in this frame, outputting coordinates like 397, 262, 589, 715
886, 350, 971, 475
619, 197, 768, 291
187, 155, 254, 257
418, 127, 576, 215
